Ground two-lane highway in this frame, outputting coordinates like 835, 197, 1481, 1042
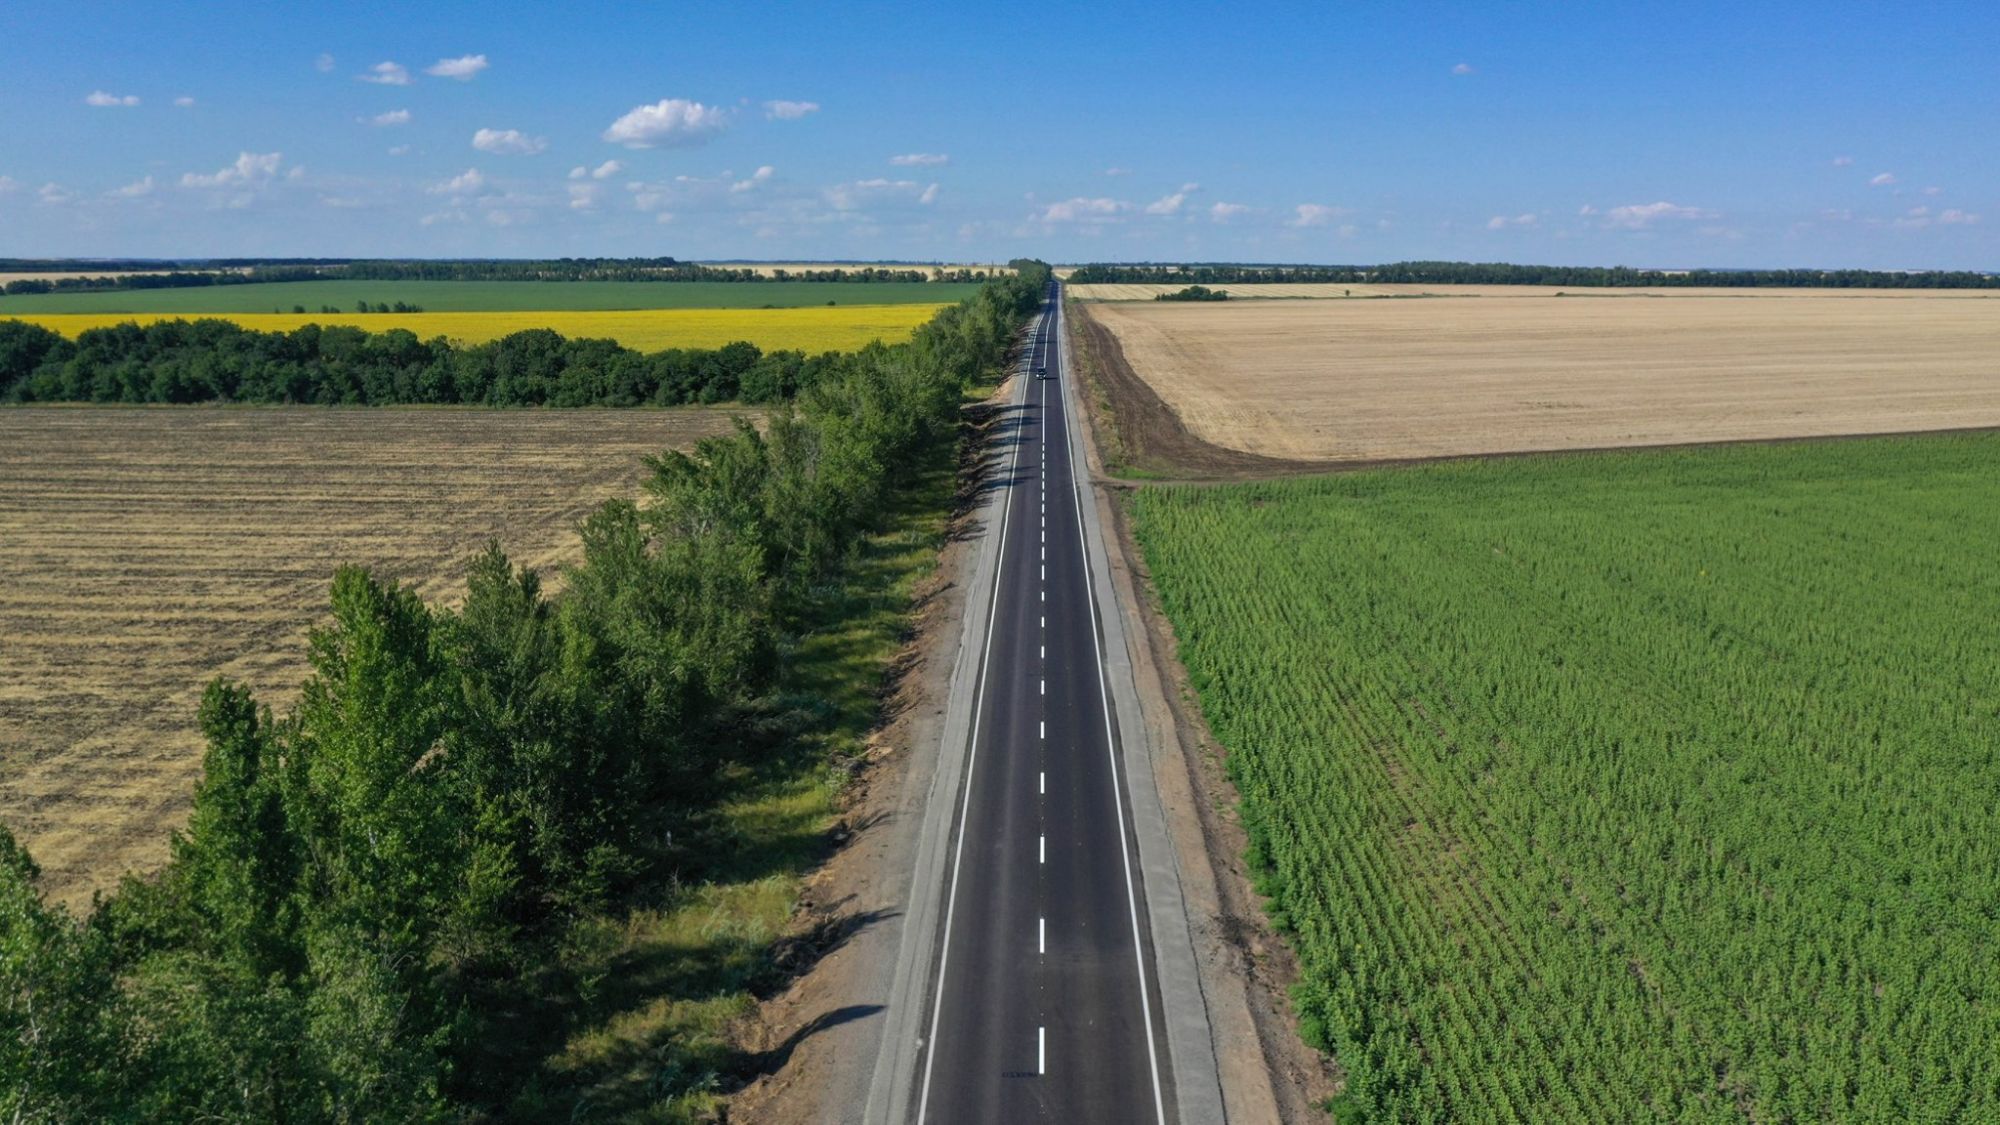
914, 284, 1176, 1122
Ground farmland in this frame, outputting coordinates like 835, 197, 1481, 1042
1131, 433, 2000, 1121
0, 279, 983, 314
1080, 293, 2000, 465
1069, 281, 2000, 301
3, 304, 948, 353
0, 405, 745, 908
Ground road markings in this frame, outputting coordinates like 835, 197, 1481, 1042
1039, 835, 1045, 864
1038, 1027, 1046, 1076
1054, 296, 1170, 1124
1039, 720, 1045, 739
1039, 770, 1045, 794
1040, 679, 1045, 695
912, 331, 1032, 1125
1039, 916, 1046, 953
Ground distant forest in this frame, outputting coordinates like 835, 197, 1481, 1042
0, 258, 999, 297
1066, 261, 2000, 289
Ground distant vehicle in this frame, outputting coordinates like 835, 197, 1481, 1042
1035, 366, 1048, 379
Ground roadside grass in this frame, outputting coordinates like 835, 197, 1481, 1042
476, 422, 964, 1122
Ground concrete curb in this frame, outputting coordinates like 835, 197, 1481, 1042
863, 341, 1031, 1125
1057, 296, 1230, 1125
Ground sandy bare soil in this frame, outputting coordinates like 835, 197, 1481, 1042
1069, 281, 2000, 301
1081, 295, 2000, 463
0, 406, 744, 908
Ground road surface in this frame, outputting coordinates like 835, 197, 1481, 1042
912, 284, 1178, 1122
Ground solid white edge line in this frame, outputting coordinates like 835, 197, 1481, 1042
913, 305, 1039, 1124
1055, 287, 1170, 1124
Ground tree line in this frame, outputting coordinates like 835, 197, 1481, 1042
0, 319, 864, 407
0, 263, 1050, 1120
0, 259, 1001, 296
1068, 260, 2000, 289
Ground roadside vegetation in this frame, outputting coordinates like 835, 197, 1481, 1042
1153, 285, 1229, 302
0, 279, 983, 314
1132, 433, 2000, 1121
0, 264, 1049, 1121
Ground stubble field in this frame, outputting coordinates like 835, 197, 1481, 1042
1081, 292, 2000, 463
0, 406, 744, 907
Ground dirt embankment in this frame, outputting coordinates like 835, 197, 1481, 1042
1068, 304, 1339, 1119
1068, 302, 1326, 481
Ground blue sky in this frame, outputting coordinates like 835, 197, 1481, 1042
1, 1, 1994, 267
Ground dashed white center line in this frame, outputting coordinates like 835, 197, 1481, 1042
1040, 679, 1045, 695
1039, 770, 1045, 794
1039, 916, 1046, 954
1039, 720, 1045, 739
1039, 835, 1045, 864
1038, 1026, 1046, 1075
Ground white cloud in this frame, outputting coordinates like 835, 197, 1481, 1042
763, 99, 819, 120
603, 99, 729, 148
1602, 200, 1717, 228
1487, 212, 1537, 230
920, 182, 939, 205
1288, 203, 1347, 227
1578, 204, 1598, 216
368, 109, 412, 126
825, 177, 928, 211
426, 54, 488, 80
315, 53, 336, 73
568, 183, 602, 211
1924, 186, 1942, 196
173, 96, 196, 108
731, 165, 776, 193
1831, 155, 1853, 167
1209, 201, 1251, 222
1452, 63, 1475, 75
1145, 183, 1199, 215
472, 127, 546, 155
429, 168, 486, 196
572, 159, 623, 181
891, 152, 949, 167
180, 151, 284, 188
1869, 172, 1896, 186
387, 144, 412, 156
110, 175, 156, 198
0, 176, 18, 193
358, 61, 412, 86
1940, 208, 1978, 225
84, 91, 141, 107
38, 182, 75, 206
1040, 196, 1127, 222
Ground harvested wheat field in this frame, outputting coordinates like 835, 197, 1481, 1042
1080, 293, 2000, 464
0, 406, 745, 907
1069, 281, 2000, 301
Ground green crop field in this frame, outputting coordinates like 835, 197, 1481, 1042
0, 279, 983, 315
1131, 433, 2000, 1123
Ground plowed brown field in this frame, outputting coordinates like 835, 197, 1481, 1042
0, 406, 744, 907
1080, 294, 2000, 464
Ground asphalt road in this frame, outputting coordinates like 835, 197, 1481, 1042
914, 284, 1177, 1123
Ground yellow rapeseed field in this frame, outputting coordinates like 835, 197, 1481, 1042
2, 304, 948, 353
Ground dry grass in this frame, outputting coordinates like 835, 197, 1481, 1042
1082, 293, 2000, 462
0, 406, 746, 908
1069, 281, 2000, 301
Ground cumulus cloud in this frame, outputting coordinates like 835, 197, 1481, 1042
603, 99, 729, 148
1831, 155, 1854, 167
110, 175, 155, 198
570, 159, 623, 180
1869, 172, 1896, 186
429, 168, 486, 196
568, 183, 602, 211
1287, 203, 1348, 227
890, 153, 949, 167
0, 176, 18, 193
1602, 201, 1717, 228
85, 91, 140, 107
181, 151, 284, 188
731, 165, 776, 193
358, 61, 412, 86
825, 177, 930, 211
1209, 201, 1251, 222
1939, 208, 1979, 225
472, 127, 546, 155
174, 96, 196, 108
764, 99, 819, 120
1103, 167, 1132, 176
426, 54, 489, 80
315, 53, 336, 73
1040, 196, 1127, 222
368, 109, 412, 126
1144, 183, 1199, 215
1924, 186, 1942, 196
1452, 63, 1475, 75
39, 182, 75, 205
920, 182, 939, 205
1487, 212, 1537, 230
